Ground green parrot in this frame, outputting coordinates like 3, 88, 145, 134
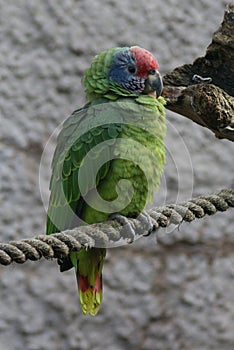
46, 46, 166, 316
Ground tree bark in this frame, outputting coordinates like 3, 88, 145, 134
162, 3, 234, 142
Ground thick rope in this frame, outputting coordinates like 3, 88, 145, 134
0, 188, 233, 266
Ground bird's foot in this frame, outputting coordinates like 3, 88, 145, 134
137, 211, 154, 236
109, 214, 136, 243
57, 256, 74, 272
109, 210, 154, 243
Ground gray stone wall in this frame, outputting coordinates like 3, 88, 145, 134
0, 1, 233, 349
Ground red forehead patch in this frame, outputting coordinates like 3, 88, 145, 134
130, 46, 159, 78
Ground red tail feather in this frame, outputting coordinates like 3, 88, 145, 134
78, 273, 102, 293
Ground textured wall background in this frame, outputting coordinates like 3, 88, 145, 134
0, 1, 233, 349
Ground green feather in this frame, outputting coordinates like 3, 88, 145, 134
46, 46, 166, 316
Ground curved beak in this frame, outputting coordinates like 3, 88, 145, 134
144, 71, 163, 97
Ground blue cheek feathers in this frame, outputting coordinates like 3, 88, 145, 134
109, 50, 145, 94
109, 67, 145, 94
109, 66, 129, 85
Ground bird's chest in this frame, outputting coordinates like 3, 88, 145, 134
97, 125, 165, 216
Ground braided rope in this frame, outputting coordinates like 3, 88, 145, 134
0, 188, 233, 266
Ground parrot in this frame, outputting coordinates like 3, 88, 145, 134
46, 46, 166, 316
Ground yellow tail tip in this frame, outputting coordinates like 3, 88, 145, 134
78, 273, 103, 316
79, 289, 102, 316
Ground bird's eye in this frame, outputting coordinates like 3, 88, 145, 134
149, 69, 156, 75
128, 66, 137, 74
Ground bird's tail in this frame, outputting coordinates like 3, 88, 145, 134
76, 270, 103, 316
71, 248, 106, 316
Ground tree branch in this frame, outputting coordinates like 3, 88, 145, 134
162, 3, 234, 142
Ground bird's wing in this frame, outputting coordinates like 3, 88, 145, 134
46, 101, 124, 234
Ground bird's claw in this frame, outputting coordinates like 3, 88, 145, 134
109, 214, 136, 243
137, 211, 154, 236
109, 210, 154, 243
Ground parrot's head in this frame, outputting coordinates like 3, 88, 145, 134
83, 46, 163, 100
